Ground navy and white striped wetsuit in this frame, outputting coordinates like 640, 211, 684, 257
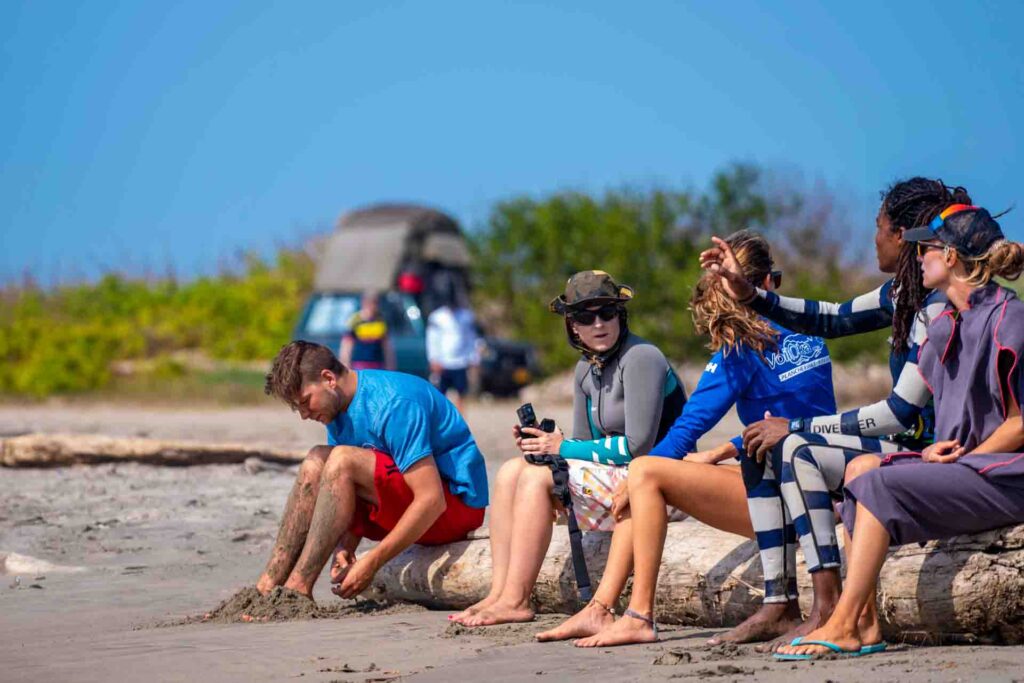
649, 322, 837, 604
745, 280, 947, 588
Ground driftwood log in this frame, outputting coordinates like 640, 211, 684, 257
373, 519, 1024, 644
0, 433, 304, 468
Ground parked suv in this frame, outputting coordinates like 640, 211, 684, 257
293, 204, 536, 397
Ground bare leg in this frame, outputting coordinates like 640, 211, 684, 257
536, 515, 633, 641
778, 501, 890, 656
451, 457, 529, 623
283, 446, 377, 598
462, 465, 555, 626
577, 458, 752, 648
256, 446, 332, 595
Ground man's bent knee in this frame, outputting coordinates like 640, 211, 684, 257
298, 446, 332, 483
322, 445, 375, 483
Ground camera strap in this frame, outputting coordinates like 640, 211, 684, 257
523, 453, 593, 603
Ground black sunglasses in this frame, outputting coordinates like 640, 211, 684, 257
916, 240, 947, 259
770, 270, 783, 289
568, 303, 620, 326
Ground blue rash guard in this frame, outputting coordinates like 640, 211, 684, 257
650, 323, 837, 458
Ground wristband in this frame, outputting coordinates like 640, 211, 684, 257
788, 417, 806, 433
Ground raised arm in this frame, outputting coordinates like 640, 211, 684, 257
701, 235, 895, 339
745, 281, 894, 339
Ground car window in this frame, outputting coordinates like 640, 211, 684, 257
303, 293, 420, 337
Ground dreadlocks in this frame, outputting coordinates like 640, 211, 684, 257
881, 177, 972, 351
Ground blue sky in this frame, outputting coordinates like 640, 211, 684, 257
2, 1, 1022, 283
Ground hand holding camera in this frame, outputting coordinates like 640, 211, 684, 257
515, 403, 563, 455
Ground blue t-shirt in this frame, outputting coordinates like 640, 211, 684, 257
650, 323, 837, 457
326, 370, 489, 508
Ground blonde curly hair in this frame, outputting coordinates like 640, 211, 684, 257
958, 239, 1024, 287
691, 230, 779, 357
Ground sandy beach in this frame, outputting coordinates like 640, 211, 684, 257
2, 401, 1023, 682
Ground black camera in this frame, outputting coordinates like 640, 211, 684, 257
517, 402, 555, 438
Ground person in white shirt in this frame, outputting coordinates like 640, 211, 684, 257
426, 298, 480, 413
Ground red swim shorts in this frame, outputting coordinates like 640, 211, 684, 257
348, 449, 484, 546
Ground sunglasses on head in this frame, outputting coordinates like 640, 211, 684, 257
916, 240, 948, 259
568, 303, 620, 325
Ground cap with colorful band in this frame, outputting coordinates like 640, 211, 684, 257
903, 204, 1005, 259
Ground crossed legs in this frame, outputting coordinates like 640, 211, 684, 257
575, 457, 754, 647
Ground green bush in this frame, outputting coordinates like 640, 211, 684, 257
469, 164, 888, 373
0, 248, 313, 397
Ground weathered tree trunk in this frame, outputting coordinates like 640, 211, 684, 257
1, 433, 304, 468
372, 519, 1024, 644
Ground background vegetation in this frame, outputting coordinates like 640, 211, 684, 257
2, 163, 908, 399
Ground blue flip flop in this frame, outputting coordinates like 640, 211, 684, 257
774, 639, 863, 660
859, 641, 888, 655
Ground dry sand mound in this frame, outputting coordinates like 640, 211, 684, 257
186, 586, 427, 624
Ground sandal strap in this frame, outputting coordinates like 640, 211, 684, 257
622, 608, 659, 637
590, 598, 616, 616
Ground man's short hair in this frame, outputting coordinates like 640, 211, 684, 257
265, 341, 346, 403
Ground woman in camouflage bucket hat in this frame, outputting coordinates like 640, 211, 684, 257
450, 270, 687, 627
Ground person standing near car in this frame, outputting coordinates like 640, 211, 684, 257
340, 290, 396, 371
426, 291, 480, 413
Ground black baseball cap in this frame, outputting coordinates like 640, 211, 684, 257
903, 204, 1005, 258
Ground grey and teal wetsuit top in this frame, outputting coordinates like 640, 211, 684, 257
558, 333, 687, 465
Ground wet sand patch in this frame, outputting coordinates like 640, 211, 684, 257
171, 586, 428, 625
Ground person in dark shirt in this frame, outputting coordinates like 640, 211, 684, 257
340, 290, 396, 371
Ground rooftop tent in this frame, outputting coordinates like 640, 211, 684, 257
313, 204, 471, 293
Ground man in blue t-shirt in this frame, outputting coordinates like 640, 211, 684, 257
256, 341, 488, 600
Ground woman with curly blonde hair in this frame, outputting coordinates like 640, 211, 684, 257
543, 230, 838, 647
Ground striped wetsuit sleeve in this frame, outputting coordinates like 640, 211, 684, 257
800, 301, 941, 437
748, 280, 894, 339
649, 350, 751, 458
560, 346, 668, 465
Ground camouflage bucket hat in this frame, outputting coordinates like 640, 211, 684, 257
549, 270, 634, 314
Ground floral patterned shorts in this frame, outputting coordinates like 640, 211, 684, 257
565, 460, 687, 532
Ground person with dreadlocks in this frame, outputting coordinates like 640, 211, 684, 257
451, 271, 687, 627
699, 177, 971, 651
564, 232, 836, 648
777, 205, 1024, 660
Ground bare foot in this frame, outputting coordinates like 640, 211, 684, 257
776, 622, 861, 657
536, 601, 615, 642
574, 611, 657, 648
255, 574, 276, 596
706, 601, 801, 646
460, 602, 535, 627
281, 577, 313, 599
755, 600, 840, 653
449, 594, 500, 624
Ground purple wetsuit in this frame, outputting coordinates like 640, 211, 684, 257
842, 284, 1024, 544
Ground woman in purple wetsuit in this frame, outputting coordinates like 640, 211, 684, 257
777, 205, 1024, 659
